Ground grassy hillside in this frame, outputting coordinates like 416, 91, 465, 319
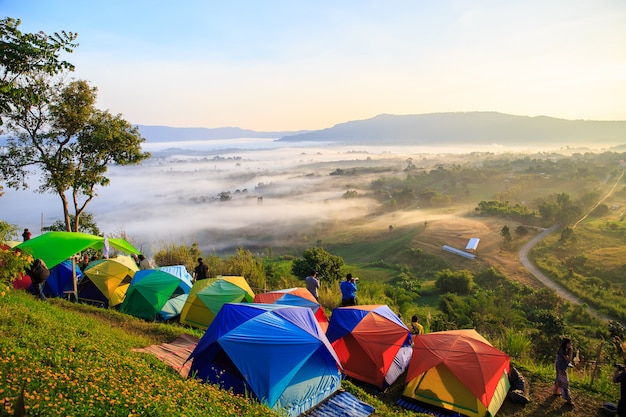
0, 291, 279, 417
1, 289, 620, 417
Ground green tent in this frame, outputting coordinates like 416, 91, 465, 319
180, 276, 255, 330
121, 269, 192, 320
15, 232, 140, 268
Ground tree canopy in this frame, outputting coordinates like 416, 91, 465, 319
1, 18, 150, 232
291, 247, 345, 282
1, 79, 150, 231
0, 17, 77, 124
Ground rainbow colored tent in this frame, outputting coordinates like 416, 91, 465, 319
188, 303, 342, 417
79, 256, 139, 307
179, 276, 255, 330
254, 287, 329, 332
402, 329, 510, 417
326, 304, 412, 389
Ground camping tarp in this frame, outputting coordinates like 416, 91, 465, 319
326, 304, 413, 389
121, 267, 192, 320
179, 276, 255, 330
14, 231, 139, 268
188, 303, 342, 417
402, 329, 510, 417
79, 256, 139, 307
254, 287, 329, 332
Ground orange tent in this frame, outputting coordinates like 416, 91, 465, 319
402, 329, 510, 417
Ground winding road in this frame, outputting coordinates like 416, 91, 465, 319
518, 225, 611, 322
517, 169, 626, 323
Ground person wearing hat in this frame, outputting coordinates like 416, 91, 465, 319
305, 270, 320, 300
193, 257, 209, 282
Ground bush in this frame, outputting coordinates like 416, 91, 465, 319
435, 269, 474, 295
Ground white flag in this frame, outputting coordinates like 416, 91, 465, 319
103, 237, 110, 259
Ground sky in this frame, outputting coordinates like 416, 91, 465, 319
3, 1, 626, 131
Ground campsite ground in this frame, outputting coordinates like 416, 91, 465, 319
370, 371, 609, 417
498, 379, 610, 417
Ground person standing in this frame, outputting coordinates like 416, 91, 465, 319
411, 315, 424, 335
305, 270, 320, 300
138, 254, 154, 270
340, 273, 358, 306
193, 258, 209, 282
28, 259, 50, 300
613, 359, 626, 417
553, 337, 574, 407
22, 228, 31, 241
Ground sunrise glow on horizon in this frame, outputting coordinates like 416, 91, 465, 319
4, 1, 626, 131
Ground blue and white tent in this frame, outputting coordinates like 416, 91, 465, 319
188, 303, 342, 417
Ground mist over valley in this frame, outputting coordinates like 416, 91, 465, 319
4, 112, 625, 256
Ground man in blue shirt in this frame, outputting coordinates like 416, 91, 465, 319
340, 273, 358, 306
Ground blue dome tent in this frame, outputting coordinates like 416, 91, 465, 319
188, 303, 342, 417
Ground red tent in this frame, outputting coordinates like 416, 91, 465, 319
402, 329, 510, 417
326, 304, 412, 389
254, 287, 329, 332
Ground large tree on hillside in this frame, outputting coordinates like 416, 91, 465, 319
1, 79, 150, 231
1, 17, 77, 125
291, 247, 345, 282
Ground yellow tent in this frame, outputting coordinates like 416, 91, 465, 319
80, 256, 139, 307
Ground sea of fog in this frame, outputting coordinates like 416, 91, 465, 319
2, 138, 560, 255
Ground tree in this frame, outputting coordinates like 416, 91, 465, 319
0, 220, 33, 289
515, 225, 529, 237
501, 225, 512, 242
43, 212, 101, 236
1, 17, 77, 124
1, 79, 150, 231
291, 247, 344, 282
153, 242, 203, 272
434, 269, 474, 295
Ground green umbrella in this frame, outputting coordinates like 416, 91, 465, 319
15, 231, 140, 268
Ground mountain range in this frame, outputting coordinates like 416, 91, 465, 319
137, 112, 626, 147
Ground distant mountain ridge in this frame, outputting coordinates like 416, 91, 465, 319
277, 112, 626, 146
135, 125, 308, 142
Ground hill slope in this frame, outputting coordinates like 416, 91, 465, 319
278, 112, 626, 146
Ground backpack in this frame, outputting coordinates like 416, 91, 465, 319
28, 259, 50, 284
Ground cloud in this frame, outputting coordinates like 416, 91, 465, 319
4, 142, 405, 254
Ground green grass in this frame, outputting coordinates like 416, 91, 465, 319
0, 290, 279, 417
529, 210, 626, 322
328, 224, 422, 265
0, 290, 431, 417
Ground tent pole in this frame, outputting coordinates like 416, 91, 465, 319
72, 257, 78, 302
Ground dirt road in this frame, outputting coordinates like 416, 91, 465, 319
518, 223, 611, 322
